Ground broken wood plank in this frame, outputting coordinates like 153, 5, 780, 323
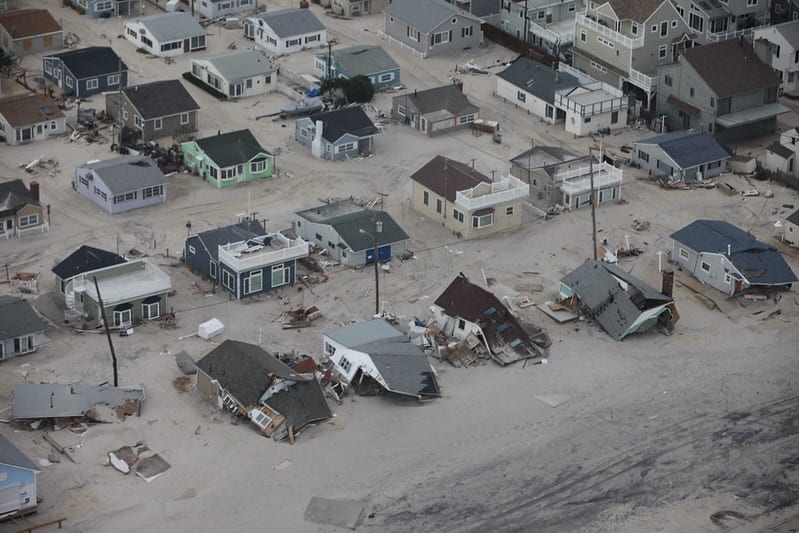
43, 433, 76, 463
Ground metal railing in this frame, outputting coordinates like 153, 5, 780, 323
555, 81, 627, 117
218, 236, 310, 272
556, 163, 623, 195
455, 175, 529, 211
575, 13, 644, 49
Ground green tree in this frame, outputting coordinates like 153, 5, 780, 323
342, 75, 374, 103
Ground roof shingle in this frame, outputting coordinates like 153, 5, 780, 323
682, 39, 781, 98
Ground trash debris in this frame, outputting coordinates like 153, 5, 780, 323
172, 376, 192, 393
631, 219, 650, 232
536, 395, 570, 407
108, 443, 171, 482
12, 383, 145, 424
304, 496, 365, 530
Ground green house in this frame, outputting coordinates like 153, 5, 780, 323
182, 129, 273, 188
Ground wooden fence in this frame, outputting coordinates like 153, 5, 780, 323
481, 23, 559, 67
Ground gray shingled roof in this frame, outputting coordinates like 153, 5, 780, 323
206, 50, 277, 82
82, 155, 167, 196
330, 45, 399, 77
51, 245, 126, 279
497, 57, 579, 104
384, 0, 482, 33
605, 0, 664, 23
122, 80, 199, 120
768, 141, 794, 159
772, 20, 799, 48
132, 12, 205, 42
682, 39, 781, 98
257, 8, 325, 39
194, 220, 265, 261
0, 433, 39, 471
193, 129, 271, 168
396, 85, 479, 116
12, 383, 145, 419
326, 319, 440, 397
308, 106, 379, 144
327, 209, 409, 252
635, 130, 730, 169
0, 296, 47, 341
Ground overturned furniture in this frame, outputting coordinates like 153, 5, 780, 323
558, 259, 679, 340
12, 383, 145, 424
195, 340, 332, 441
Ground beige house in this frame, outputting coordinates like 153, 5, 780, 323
0, 180, 48, 238
410, 155, 528, 239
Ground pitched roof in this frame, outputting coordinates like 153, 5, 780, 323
560, 259, 672, 340
81, 155, 167, 195
410, 155, 489, 202
0, 433, 39, 472
768, 141, 794, 159
0, 179, 39, 217
262, 379, 332, 433
384, 0, 482, 33
787, 209, 799, 226
257, 8, 325, 38
193, 129, 271, 168
325, 319, 440, 397
397, 85, 479, 116
0, 9, 61, 38
496, 57, 579, 104
46, 47, 127, 79
671, 220, 798, 286
636, 130, 730, 168
771, 20, 799, 48
205, 50, 277, 82
195, 340, 308, 407
604, 0, 665, 23
327, 210, 409, 252
330, 45, 399, 76
682, 39, 781, 98
0, 93, 64, 127
194, 220, 266, 261
0, 296, 48, 341
434, 273, 543, 364
131, 12, 205, 42
308, 106, 379, 143
510, 146, 578, 170
122, 80, 199, 120
51, 245, 126, 279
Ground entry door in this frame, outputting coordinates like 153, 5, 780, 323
363, 0, 369, 13
231, 83, 242, 97
377, 245, 391, 261
184, 39, 190, 53
365, 248, 375, 264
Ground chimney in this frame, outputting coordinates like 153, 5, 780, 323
727, 243, 731, 256
29, 181, 40, 202
661, 270, 674, 297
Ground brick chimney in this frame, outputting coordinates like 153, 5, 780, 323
661, 270, 674, 297
29, 181, 40, 202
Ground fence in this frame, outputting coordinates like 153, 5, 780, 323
481, 23, 558, 67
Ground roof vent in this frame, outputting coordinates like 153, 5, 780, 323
42, 107, 53, 116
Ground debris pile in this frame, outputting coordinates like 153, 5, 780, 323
109, 443, 171, 483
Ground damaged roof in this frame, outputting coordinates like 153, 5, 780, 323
396, 85, 479, 117
0, 93, 64, 128
0, 9, 61, 38
12, 383, 145, 420
326, 319, 440, 397
560, 259, 673, 341
262, 379, 332, 434
671, 220, 798, 286
196, 340, 308, 407
434, 273, 544, 365
192, 220, 265, 261
51, 245, 126, 280
0, 296, 48, 341
0, 433, 39, 472
122, 80, 199, 120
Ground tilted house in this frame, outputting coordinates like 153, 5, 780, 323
195, 339, 332, 440
0, 296, 48, 361
182, 129, 274, 188
754, 20, 799, 95
293, 199, 410, 266
322, 319, 441, 398
192, 0, 255, 20
124, 13, 206, 58
559, 259, 678, 341
189, 50, 278, 99
410, 155, 528, 239
244, 9, 327, 56
0, 179, 48, 238
52, 246, 171, 326
495, 57, 578, 125
43, 47, 128, 98
382, 0, 482, 58
391, 84, 479, 136
106, 80, 199, 143
431, 273, 546, 365
314, 45, 400, 90
184, 220, 310, 299
657, 39, 789, 143
671, 220, 797, 295
295, 106, 379, 160
0, 433, 40, 519
74, 155, 168, 214
0, 9, 63, 57
633, 130, 730, 182
0, 93, 65, 146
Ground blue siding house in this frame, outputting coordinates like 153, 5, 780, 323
185, 220, 310, 300
43, 47, 128, 98
0, 433, 39, 519
295, 106, 379, 161
314, 45, 400, 90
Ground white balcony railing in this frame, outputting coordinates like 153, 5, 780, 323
626, 67, 656, 93
555, 81, 627, 117
576, 13, 644, 49
556, 162, 623, 195
218, 234, 310, 272
706, 27, 753, 43
455, 175, 530, 211
528, 20, 574, 46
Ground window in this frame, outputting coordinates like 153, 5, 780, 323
95, 0, 112, 9
154, 118, 162, 130
638, 150, 649, 162
678, 248, 689, 260
141, 36, 153, 48
462, 26, 473, 38
458, 114, 475, 124
700, 261, 711, 273
397, 105, 406, 117
160, 41, 181, 53
79, 176, 89, 187
517, 91, 526, 102
658, 45, 667, 59
315, 233, 322, 241
243, 270, 262, 294
222, 269, 234, 290
286, 38, 301, 47
190, 35, 206, 49
122, 109, 128, 120
94, 186, 107, 201
457, 318, 466, 330
432, 31, 450, 45
142, 185, 162, 198
209, 260, 217, 280
423, 190, 429, 205
107, 74, 119, 86
671, 20, 678, 27
66, 76, 73, 88
188, 245, 196, 254
180, 112, 190, 125
336, 142, 355, 153
113, 307, 132, 327
545, 105, 553, 118
472, 213, 494, 228
611, 110, 619, 124
505, 206, 514, 216
651, 24, 658, 32
746, 0, 757, 5
134, 115, 142, 128
19, 214, 38, 227
339, 355, 352, 373
251, 159, 267, 173
689, 13, 703, 32
580, 30, 586, 42
664, 74, 673, 87
597, 36, 615, 48
300, 128, 310, 138
408, 27, 420, 42
584, 117, 591, 124
689, 87, 694, 97
724, 273, 732, 284
590, 61, 607, 73
453, 209, 464, 223
44, 61, 52, 75
378, 72, 394, 83
305, 34, 320, 43
710, 97, 715, 108
142, 300, 160, 319
660, 21, 668, 36
271, 264, 290, 287
436, 198, 442, 214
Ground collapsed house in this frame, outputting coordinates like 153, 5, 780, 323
558, 259, 679, 341
430, 273, 550, 366
195, 340, 332, 441
323, 319, 441, 399
11, 383, 145, 424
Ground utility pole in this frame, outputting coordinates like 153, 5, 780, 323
522, 0, 529, 47
93, 276, 119, 387
360, 217, 383, 316
116, 56, 123, 152
589, 151, 597, 260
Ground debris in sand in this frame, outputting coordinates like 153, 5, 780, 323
172, 376, 192, 393
108, 443, 170, 482
304, 496, 365, 530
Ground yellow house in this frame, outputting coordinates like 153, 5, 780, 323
410, 155, 529, 239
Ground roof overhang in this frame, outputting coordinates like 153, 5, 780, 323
715, 103, 791, 128
667, 95, 700, 115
